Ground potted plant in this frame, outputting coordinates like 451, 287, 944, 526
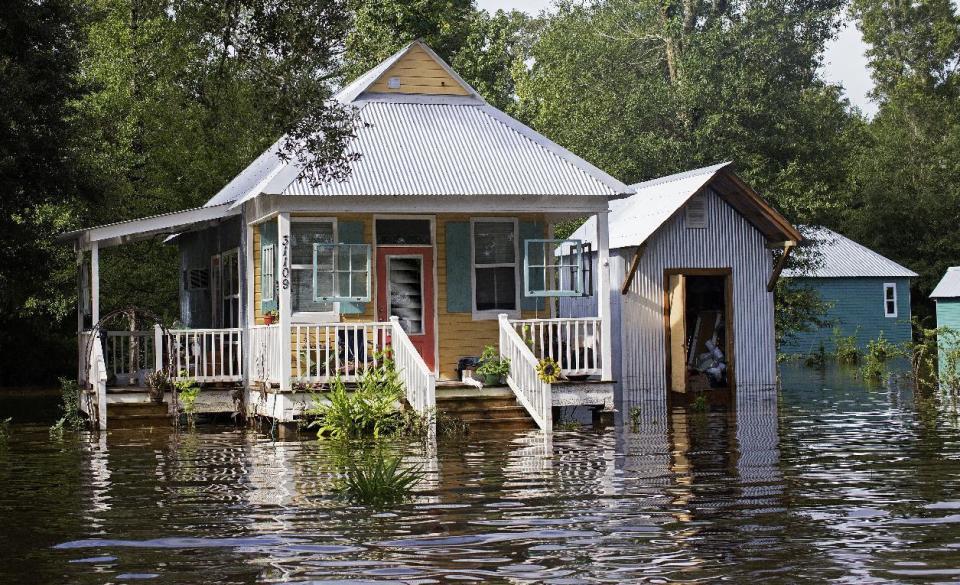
476, 345, 510, 386
145, 369, 171, 404
263, 310, 278, 325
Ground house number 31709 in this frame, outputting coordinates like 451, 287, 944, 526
281, 235, 290, 290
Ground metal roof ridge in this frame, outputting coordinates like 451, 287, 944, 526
628, 161, 732, 191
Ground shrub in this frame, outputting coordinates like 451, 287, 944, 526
833, 327, 861, 365
50, 377, 85, 436
909, 323, 960, 393
336, 450, 423, 506
861, 334, 900, 381
175, 376, 201, 426
307, 356, 404, 439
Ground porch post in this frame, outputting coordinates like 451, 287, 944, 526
277, 213, 292, 391
90, 240, 100, 326
596, 211, 613, 381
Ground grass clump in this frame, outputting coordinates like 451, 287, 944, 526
336, 449, 424, 506
861, 333, 900, 381
50, 377, 85, 436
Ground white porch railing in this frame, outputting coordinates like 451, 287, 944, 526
509, 317, 602, 377
390, 316, 436, 415
249, 324, 281, 385
103, 330, 155, 382
499, 314, 552, 431
291, 322, 393, 383
163, 327, 243, 382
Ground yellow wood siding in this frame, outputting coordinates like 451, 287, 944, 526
252, 227, 263, 325
435, 213, 547, 380
369, 45, 469, 96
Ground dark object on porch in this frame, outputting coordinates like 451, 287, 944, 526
457, 356, 480, 381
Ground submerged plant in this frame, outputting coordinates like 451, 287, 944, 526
50, 377, 85, 436
861, 334, 901, 382
175, 376, 201, 427
336, 450, 424, 506
833, 327, 861, 365
691, 394, 709, 412
909, 323, 960, 394
0, 417, 11, 446
307, 356, 405, 439
804, 344, 827, 369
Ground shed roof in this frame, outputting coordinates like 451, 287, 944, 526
931, 267, 960, 299
566, 162, 800, 250
208, 40, 630, 208
783, 226, 918, 279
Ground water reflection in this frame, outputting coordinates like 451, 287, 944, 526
1, 363, 960, 582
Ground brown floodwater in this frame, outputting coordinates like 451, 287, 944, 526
1, 363, 960, 584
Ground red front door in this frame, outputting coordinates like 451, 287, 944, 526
376, 247, 435, 371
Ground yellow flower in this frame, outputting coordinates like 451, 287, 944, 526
536, 358, 561, 384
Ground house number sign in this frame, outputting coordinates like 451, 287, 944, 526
281, 235, 290, 290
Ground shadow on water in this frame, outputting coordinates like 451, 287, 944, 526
1, 362, 959, 583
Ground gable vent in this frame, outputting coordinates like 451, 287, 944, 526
387, 76, 401, 89
685, 195, 707, 229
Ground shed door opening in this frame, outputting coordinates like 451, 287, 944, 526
667, 272, 732, 394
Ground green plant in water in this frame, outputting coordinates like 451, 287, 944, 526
908, 322, 960, 394
0, 417, 11, 445
691, 394, 709, 412
175, 375, 201, 426
50, 377, 85, 436
833, 326, 861, 365
861, 333, 900, 382
336, 450, 424, 506
476, 345, 510, 384
804, 343, 827, 369
307, 354, 405, 439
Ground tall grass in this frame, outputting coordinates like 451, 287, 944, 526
336, 450, 424, 506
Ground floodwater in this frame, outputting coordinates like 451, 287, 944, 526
2, 364, 960, 584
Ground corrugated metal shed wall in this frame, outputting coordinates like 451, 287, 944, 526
563, 188, 777, 403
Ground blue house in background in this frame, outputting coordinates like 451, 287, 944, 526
931, 268, 960, 375
780, 226, 917, 355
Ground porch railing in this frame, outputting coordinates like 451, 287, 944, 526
499, 314, 552, 431
249, 324, 281, 385
87, 336, 108, 430
291, 322, 393, 383
508, 317, 602, 377
164, 327, 243, 382
390, 316, 436, 415
103, 330, 155, 382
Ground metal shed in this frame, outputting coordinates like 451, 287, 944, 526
561, 162, 800, 404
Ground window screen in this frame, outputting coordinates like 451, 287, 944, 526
473, 221, 517, 313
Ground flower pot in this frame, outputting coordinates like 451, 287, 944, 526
483, 373, 502, 386
263, 315, 275, 325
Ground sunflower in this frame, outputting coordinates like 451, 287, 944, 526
536, 357, 561, 384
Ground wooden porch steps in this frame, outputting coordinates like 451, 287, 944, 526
436, 386, 537, 432
106, 401, 171, 428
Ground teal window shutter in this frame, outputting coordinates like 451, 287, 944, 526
260, 222, 278, 314
445, 222, 471, 312
338, 221, 367, 315
518, 221, 545, 311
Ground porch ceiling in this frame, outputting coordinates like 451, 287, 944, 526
60, 204, 239, 250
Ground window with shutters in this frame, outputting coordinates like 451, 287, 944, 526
884, 283, 897, 318
523, 239, 584, 297
471, 218, 520, 319
685, 195, 707, 229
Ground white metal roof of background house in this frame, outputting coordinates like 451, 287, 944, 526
566, 162, 799, 250
931, 267, 960, 298
783, 226, 918, 279
206, 40, 631, 208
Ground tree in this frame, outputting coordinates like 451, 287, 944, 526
843, 0, 960, 318
0, 0, 89, 384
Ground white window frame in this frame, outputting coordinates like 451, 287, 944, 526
523, 238, 584, 297
291, 217, 339, 323
884, 282, 898, 318
217, 248, 241, 328
470, 217, 521, 320
312, 242, 372, 303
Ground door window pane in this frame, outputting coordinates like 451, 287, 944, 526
376, 219, 432, 245
388, 257, 424, 334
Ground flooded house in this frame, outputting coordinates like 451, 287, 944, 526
62, 41, 632, 432
560, 162, 801, 404
779, 226, 917, 356
931, 267, 960, 377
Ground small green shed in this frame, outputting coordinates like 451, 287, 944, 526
931, 267, 960, 378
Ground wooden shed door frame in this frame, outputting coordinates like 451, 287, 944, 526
662, 268, 736, 395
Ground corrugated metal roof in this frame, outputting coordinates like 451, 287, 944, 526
277, 99, 625, 198
204, 40, 629, 208
566, 162, 732, 250
931, 267, 960, 298
783, 226, 918, 279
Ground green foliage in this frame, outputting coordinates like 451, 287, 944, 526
307, 357, 405, 439
833, 327, 861, 365
0, 417, 11, 445
804, 343, 827, 369
336, 448, 424, 506
50, 377, 85, 436
175, 376, 201, 425
909, 323, 960, 394
691, 394, 709, 412
860, 334, 901, 381
476, 345, 510, 381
